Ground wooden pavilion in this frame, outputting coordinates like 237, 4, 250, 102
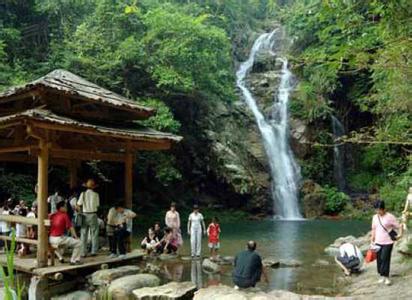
0, 69, 182, 268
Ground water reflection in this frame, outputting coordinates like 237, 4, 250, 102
191, 260, 203, 288
267, 220, 302, 290
163, 263, 183, 282
136, 220, 369, 295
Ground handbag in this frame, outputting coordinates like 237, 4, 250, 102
377, 215, 398, 241
365, 249, 377, 263
75, 192, 85, 227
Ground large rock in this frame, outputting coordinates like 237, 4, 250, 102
90, 265, 141, 286
278, 259, 302, 268
302, 192, 327, 218
398, 232, 412, 256
290, 118, 311, 159
193, 285, 347, 300
107, 274, 160, 300
133, 281, 196, 300
262, 258, 302, 268
262, 257, 280, 268
325, 233, 371, 256
51, 291, 92, 300
202, 258, 221, 273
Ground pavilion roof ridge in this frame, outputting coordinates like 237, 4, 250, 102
0, 108, 183, 142
0, 69, 155, 118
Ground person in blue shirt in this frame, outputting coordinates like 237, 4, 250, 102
232, 241, 268, 289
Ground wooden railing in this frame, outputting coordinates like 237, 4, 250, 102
0, 215, 50, 246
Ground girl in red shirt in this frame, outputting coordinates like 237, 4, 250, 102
207, 217, 221, 260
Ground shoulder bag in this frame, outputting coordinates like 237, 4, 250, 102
377, 215, 398, 241
75, 192, 86, 227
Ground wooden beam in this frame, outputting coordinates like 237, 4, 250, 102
32, 121, 172, 147
0, 235, 38, 246
0, 214, 50, 226
69, 161, 78, 189
125, 151, 134, 209
50, 149, 126, 162
37, 138, 49, 267
0, 153, 71, 166
0, 146, 32, 154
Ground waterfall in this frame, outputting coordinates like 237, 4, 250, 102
236, 30, 302, 219
331, 115, 346, 191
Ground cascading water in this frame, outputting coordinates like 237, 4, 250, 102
331, 115, 346, 191
236, 29, 302, 219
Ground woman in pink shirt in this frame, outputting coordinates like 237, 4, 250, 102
371, 200, 399, 285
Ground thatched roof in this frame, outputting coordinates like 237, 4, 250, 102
0, 69, 155, 119
0, 109, 182, 143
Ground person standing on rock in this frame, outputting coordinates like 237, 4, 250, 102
371, 200, 400, 286
77, 179, 100, 257
232, 241, 268, 289
188, 204, 206, 259
165, 202, 183, 249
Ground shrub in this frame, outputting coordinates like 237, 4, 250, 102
322, 185, 350, 214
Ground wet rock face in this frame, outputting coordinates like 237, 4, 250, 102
133, 281, 196, 300
202, 258, 221, 273
107, 274, 160, 300
300, 180, 326, 218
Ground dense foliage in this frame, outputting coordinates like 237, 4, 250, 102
281, 0, 412, 211
0, 0, 410, 214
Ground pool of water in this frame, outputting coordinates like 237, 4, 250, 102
136, 219, 369, 295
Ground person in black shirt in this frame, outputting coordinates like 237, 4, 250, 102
232, 241, 268, 289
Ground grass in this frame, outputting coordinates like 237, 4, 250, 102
0, 229, 24, 300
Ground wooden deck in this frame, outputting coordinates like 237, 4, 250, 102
0, 249, 145, 276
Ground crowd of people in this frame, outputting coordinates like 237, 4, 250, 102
1, 179, 411, 289
0, 178, 223, 266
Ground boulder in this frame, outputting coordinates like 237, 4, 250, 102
107, 274, 160, 300
220, 256, 235, 265
262, 257, 280, 268
160, 253, 179, 260
312, 259, 331, 267
90, 265, 141, 286
51, 291, 92, 300
398, 232, 412, 256
143, 262, 161, 274
325, 233, 371, 256
278, 259, 302, 268
202, 258, 221, 273
193, 285, 343, 300
302, 192, 327, 218
133, 281, 196, 300
262, 258, 302, 268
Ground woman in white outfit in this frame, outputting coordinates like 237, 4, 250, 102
187, 205, 206, 259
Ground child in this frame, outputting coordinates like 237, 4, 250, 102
16, 206, 28, 257
207, 217, 221, 260
141, 227, 161, 255
161, 228, 178, 254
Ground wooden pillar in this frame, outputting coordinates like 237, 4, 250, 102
125, 152, 133, 209
37, 139, 49, 267
69, 161, 78, 189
